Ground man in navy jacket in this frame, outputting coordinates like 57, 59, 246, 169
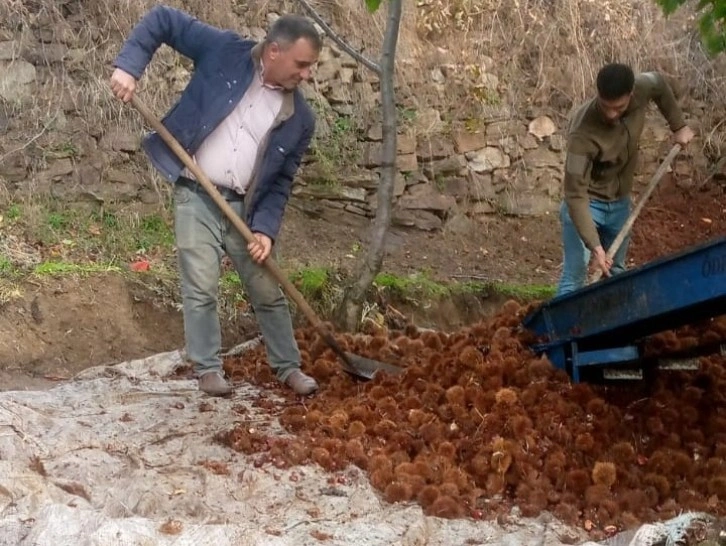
110, 5, 321, 396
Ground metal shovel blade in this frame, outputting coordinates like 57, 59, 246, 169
341, 352, 404, 380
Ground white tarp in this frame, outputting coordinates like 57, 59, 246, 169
0, 351, 712, 546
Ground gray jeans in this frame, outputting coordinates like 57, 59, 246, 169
173, 182, 300, 381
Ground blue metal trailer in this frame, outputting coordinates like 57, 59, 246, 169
522, 236, 726, 382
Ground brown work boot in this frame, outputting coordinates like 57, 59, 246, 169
285, 370, 319, 396
198, 371, 234, 396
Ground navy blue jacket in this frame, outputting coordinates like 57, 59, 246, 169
113, 5, 315, 240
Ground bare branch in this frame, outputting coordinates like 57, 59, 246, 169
296, 0, 381, 74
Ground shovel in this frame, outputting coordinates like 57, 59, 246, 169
129, 96, 403, 380
589, 143, 682, 284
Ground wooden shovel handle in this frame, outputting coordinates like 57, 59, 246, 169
590, 143, 682, 284
128, 95, 326, 332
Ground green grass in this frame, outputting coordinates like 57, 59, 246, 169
398, 106, 418, 124
6, 201, 176, 261
83, 210, 175, 254
0, 253, 27, 281
219, 267, 345, 315
290, 266, 339, 303
291, 266, 329, 294
46, 211, 71, 231
218, 270, 247, 309
374, 271, 555, 302
33, 261, 122, 276
220, 271, 242, 288
0, 255, 13, 275
135, 213, 176, 251
487, 282, 556, 300
373, 271, 450, 298
5, 204, 22, 221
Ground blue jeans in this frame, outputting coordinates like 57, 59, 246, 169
556, 198, 631, 296
173, 182, 301, 381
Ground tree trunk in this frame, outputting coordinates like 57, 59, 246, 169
338, 0, 402, 331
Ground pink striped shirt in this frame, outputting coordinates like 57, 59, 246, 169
191, 70, 283, 193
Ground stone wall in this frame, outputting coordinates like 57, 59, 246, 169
0, 15, 706, 231
290, 44, 704, 232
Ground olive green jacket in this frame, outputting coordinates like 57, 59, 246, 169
564, 72, 686, 250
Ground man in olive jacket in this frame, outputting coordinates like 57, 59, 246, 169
556, 63, 695, 296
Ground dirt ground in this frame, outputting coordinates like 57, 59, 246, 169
277, 175, 726, 285
629, 177, 726, 263
1, 177, 723, 388
0, 275, 185, 390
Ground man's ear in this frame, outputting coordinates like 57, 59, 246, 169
267, 42, 281, 61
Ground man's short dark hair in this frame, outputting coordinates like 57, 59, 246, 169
266, 15, 322, 52
596, 63, 635, 100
